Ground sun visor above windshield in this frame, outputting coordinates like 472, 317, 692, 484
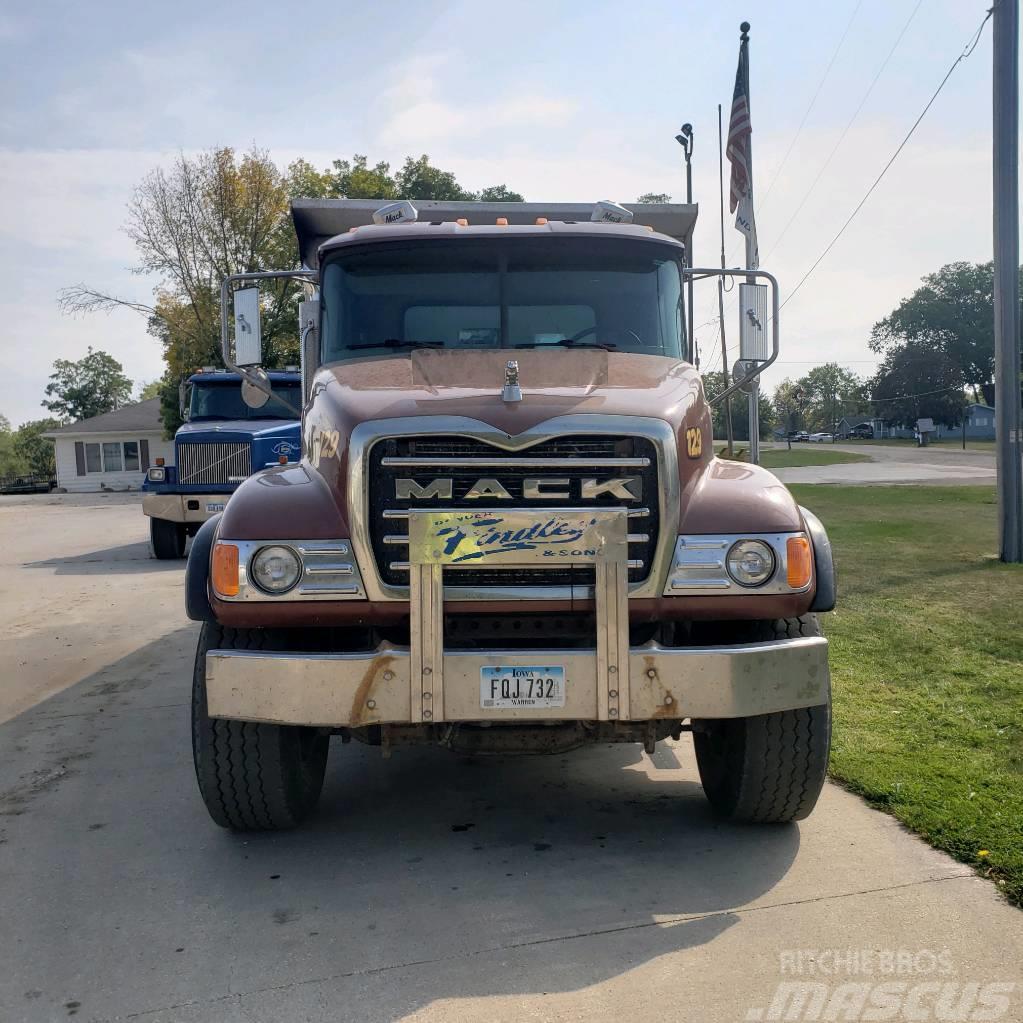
291, 199, 698, 269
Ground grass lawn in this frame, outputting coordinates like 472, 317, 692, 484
842, 438, 997, 453
789, 485, 1023, 906
718, 447, 871, 468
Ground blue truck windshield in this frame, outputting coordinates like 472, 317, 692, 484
321, 237, 687, 362
189, 382, 302, 421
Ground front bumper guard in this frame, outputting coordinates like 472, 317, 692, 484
206, 508, 829, 727
143, 493, 232, 524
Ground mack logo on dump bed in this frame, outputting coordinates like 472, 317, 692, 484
395, 476, 641, 501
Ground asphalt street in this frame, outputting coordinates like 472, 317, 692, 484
1, 494, 1020, 1023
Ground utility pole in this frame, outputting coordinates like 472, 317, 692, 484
993, 0, 1022, 562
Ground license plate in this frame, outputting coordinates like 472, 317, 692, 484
480, 666, 565, 709
205, 502, 226, 513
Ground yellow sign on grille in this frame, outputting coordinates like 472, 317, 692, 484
407, 508, 628, 567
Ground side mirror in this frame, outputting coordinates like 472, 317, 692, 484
178, 380, 191, 420
233, 287, 263, 367
738, 283, 770, 362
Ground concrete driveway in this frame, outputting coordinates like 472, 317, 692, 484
768, 443, 997, 485
2, 496, 1020, 1023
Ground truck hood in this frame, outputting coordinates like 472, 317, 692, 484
177, 419, 300, 443
318, 349, 704, 433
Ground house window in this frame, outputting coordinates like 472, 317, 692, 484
102, 442, 123, 472
124, 441, 140, 471
85, 443, 102, 473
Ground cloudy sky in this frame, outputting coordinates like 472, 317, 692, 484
0, 0, 1000, 426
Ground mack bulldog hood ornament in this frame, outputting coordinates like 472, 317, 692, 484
502, 359, 522, 403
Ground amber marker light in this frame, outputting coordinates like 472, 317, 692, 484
495, 217, 508, 226
786, 536, 813, 589
155, 457, 165, 466
212, 543, 240, 597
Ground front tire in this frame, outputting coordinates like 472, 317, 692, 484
693, 616, 831, 823
191, 623, 329, 831
150, 517, 186, 559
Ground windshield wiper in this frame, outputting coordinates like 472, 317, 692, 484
347, 339, 444, 351
515, 340, 617, 351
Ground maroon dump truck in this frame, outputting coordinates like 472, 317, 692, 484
185, 198, 835, 831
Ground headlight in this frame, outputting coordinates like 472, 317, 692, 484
726, 539, 776, 587
250, 545, 302, 594
148, 467, 166, 482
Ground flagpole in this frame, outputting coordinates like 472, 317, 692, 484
717, 103, 735, 457
742, 21, 761, 465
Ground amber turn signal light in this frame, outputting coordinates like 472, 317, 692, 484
212, 543, 240, 597
786, 536, 813, 589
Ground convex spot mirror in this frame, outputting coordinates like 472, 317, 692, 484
241, 366, 272, 410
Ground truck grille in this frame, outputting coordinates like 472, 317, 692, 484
177, 442, 251, 486
368, 435, 660, 589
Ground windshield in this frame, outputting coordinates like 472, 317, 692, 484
320, 237, 687, 362
189, 381, 302, 421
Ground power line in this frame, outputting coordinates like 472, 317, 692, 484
761, 0, 924, 263
755, 0, 865, 218
780, 7, 994, 313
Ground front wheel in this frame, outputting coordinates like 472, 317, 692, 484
693, 616, 831, 823
150, 517, 186, 559
191, 623, 329, 830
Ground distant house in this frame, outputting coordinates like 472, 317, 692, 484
41, 399, 174, 493
963, 403, 996, 440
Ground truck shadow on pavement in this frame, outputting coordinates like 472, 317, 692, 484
0, 629, 801, 1023
24, 540, 185, 574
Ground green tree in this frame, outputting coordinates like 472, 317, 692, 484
475, 184, 525, 202
14, 418, 60, 476
796, 363, 866, 433
329, 155, 398, 199
0, 414, 24, 476
636, 192, 672, 203
137, 379, 162, 401
870, 343, 966, 427
868, 262, 1023, 401
703, 371, 775, 441
42, 347, 132, 422
60, 147, 302, 435
772, 378, 809, 434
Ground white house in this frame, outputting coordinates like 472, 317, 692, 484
42, 399, 174, 493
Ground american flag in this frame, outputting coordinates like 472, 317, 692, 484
727, 24, 758, 267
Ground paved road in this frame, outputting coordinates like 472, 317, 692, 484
2, 497, 1021, 1023
768, 443, 997, 485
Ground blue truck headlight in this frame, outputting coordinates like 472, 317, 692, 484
148, 467, 166, 482
250, 545, 302, 594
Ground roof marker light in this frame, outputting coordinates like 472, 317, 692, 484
496, 217, 508, 226
456, 218, 468, 226
535, 217, 548, 225
590, 200, 633, 224
372, 200, 418, 225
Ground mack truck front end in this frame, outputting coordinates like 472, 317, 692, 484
185, 198, 836, 831
142, 369, 302, 559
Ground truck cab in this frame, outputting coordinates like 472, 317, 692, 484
142, 369, 302, 558
185, 199, 836, 832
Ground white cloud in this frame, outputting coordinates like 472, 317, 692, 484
374, 53, 577, 148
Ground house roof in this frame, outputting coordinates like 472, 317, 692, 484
967, 403, 995, 411
42, 398, 163, 438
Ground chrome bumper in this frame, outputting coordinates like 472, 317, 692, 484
205, 636, 830, 726
143, 493, 232, 524
205, 508, 830, 727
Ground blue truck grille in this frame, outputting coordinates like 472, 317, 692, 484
177, 442, 251, 486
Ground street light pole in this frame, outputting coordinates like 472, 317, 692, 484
676, 125, 696, 367
993, 0, 1022, 562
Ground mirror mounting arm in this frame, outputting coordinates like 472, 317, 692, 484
681, 267, 781, 406
219, 270, 318, 411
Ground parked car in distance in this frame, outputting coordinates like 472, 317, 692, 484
808, 433, 834, 443
849, 423, 874, 439
789, 431, 810, 442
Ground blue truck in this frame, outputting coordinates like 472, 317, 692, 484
142, 369, 302, 559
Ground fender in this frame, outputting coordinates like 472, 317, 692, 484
799, 506, 836, 613
185, 513, 222, 622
